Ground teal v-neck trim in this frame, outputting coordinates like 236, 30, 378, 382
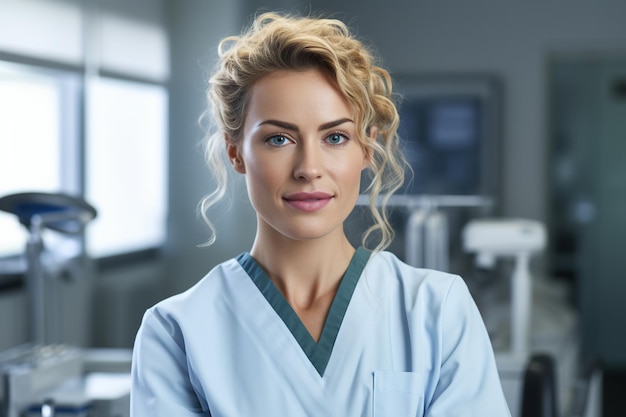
236, 247, 371, 376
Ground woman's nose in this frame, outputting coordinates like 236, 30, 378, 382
293, 143, 323, 181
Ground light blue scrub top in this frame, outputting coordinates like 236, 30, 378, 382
131, 249, 511, 416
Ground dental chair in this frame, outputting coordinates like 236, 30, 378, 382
0, 192, 132, 417
0, 191, 97, 346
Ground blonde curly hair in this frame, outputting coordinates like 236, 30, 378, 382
200, 12, 406, 252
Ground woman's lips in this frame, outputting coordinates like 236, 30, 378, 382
283, 192, 333, 212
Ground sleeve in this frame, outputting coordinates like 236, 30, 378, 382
130, 308, 209, 417
426, 277, 512, 417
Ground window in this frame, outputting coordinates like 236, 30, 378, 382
85, 77, 168, 257
0, 1, 169, 261
0, 63, 80, 255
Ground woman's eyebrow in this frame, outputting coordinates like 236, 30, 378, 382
258, 119, 298, 131
258, 118, 354, 131
318, 118, 354, 130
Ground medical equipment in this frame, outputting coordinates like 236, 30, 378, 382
0, 192, 131, 417
356, 194, 494, 271
406, 208, 449, 271
0, 192, 97, 346
0, 344, 131, 417
462, 218, 602, 417
463, 218, 546, 357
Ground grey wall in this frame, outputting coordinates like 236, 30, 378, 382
165, 0, 256, 296
165, 0, 626, 278
0, 290, 28, 351
6, 0, 621, 354
303, 1, 626, 224
302, 0, 626, 367
303, 0, 626, 367
0, 0, 620, 351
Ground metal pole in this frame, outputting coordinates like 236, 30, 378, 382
26, 215, 47, 345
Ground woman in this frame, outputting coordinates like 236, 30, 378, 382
131, 12, 511, 417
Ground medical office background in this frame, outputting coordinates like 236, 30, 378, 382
1, 0, 625, 402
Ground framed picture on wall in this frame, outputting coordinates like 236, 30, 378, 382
392, 74, 502, 199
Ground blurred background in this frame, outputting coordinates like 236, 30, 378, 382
0, 0, 625, 416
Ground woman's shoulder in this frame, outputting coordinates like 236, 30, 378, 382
147, 256, 244, 318
369, 250, 462, 287
366, 250, 470, 308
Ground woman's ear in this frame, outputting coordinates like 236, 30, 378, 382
225, 135, 246, 174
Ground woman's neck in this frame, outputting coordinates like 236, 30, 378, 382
249, 228, 355, 311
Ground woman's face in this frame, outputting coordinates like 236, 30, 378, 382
228, 68, 369, 244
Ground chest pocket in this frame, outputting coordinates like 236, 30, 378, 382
373, 371, 424, 417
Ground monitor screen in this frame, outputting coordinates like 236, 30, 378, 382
398, 96, 483, 195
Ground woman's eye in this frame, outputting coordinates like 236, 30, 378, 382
267, 135, 290, 147
326, 133, 348, 145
